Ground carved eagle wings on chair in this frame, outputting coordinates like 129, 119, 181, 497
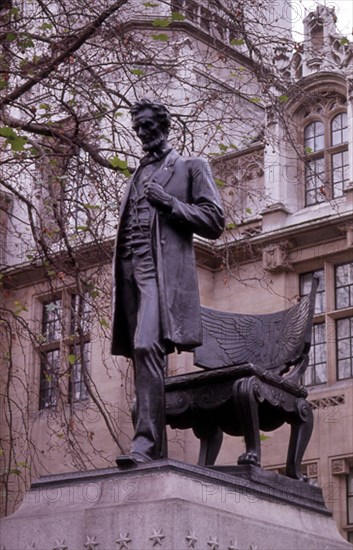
194, 291, 315, 377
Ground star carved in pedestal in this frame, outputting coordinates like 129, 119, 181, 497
115, 533, 131, 550
84, 536, 99, 549
149, 529, 165, 546
228, 540, 239, 550
52, 540, 68, 550
207, 536, 219, 550
249, 545, 258, 550
24, 542, 36, 549
185, 531, 198, 548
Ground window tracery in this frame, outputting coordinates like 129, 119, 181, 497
302, 95, 348, 206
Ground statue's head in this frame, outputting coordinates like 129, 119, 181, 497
130, 99, 171, 152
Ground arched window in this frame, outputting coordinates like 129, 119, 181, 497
303, 99, 348, 206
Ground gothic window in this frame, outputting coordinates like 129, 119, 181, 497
300, 270, 326, 386
169, 0, 235, 45
335, 263, 353, 380
69, 293, 91, 402
39, 291, 90, 409
39, 298, 62, 408
303, 99, 348, 206
305, 323, 327, 386
299, 261, 353, 386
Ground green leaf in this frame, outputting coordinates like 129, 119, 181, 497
130, 68, 145, 76
39, 103, 51, 110
68, 354, 76, 366
83, 203, 100, 210
218, 143, 228, 152
278, 94, 289, 103
171, 11, 185, 21
99, 318, 109, 328
10, 136, 28, 151
152, 18, 170, 27
77, 225, 88, 231
110, 155, 128, 170
14, 300, 28, 314
16, 461, 29, 469
0, 126, 28, 151
215, 178, 226, 188
0, 127, 17, 138
230, 38, 245, 46
250, 97, 262, 104
340, 37, 349, 45
0, 79, 8, 90
143, 2, 159, 6
304, 146, 313, 154
5, 33, 17, 42
245, 207, 252, 214
151, 33, 169, 42
226, 222, 236, 230
10, 7, 20, 19
19, 37, 34, 48
40, 22, 53, 30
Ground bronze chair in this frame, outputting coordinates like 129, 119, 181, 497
165, 277, 318, 480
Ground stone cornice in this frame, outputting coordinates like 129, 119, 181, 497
120, 18, 255, 71
3, 210, 352, 287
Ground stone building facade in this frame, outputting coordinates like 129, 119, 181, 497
0, 1, 352, 543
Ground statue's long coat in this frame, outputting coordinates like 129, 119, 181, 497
111, 149, 224, 358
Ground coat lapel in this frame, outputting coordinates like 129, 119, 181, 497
152, 149, 179, 188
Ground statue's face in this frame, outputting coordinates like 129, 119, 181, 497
132, 107, 166, 152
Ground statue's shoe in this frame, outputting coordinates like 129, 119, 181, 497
116, 452, 150, 468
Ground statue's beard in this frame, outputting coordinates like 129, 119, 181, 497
142, 135, 165, 152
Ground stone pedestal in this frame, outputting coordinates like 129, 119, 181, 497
0, 460, 351, 550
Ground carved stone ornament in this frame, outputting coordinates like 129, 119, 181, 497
262, 241, 293, 272
338, 222, 353, 248
84, 536, 99, 549
52, 541, 67, 550
348, 78, 353, 101
115, 533, 131, 550
331, 458, 348, 475
149, 529, 165, 547
207, 537, 220, 550
228, 541, 239, 550
307, 462, 318, 477
185, 532, 198, 548
310, 394, 345, 410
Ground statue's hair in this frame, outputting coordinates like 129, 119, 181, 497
130, 98, 171, 135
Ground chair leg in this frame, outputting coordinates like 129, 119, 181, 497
233, 377, 261, 467
286, 399, 313, 480
193, 425, 223, 466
